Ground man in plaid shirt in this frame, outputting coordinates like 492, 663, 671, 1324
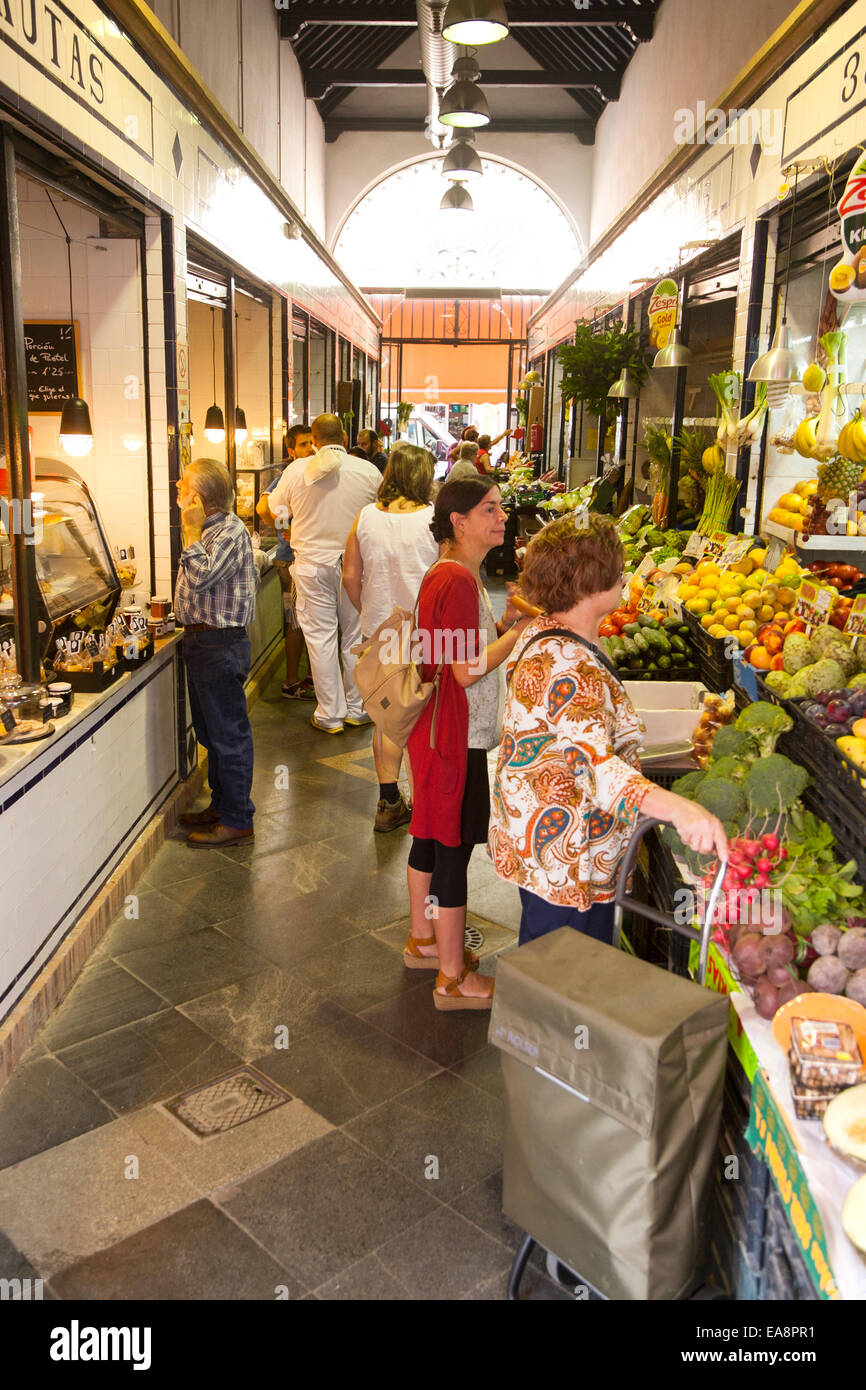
175, 459, 257, 847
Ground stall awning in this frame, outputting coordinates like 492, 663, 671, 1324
399, 344, 511, 406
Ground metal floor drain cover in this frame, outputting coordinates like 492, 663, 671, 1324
162, 1066, 291, 1139
464, 926, 484, 952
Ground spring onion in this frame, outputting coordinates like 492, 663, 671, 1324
813, 330, 848, 461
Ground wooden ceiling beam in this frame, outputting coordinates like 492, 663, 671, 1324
306, 69, 620, 101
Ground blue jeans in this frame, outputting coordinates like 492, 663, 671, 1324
518, 887, 615, 947
183, 629, 255, 830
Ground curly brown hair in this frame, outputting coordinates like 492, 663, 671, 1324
520, 512, 624, 612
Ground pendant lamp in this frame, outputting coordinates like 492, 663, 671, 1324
234, 406, 248, 444
204, 306, 225, 443
442, 140, 483, 181
652, 326, 694, 369
443, 0, 509, 45
608, 369, 639, 400
440, 184, 474, 213
47, 191, 94, 457
749, 171, 806, 384
439, 57, 490, 129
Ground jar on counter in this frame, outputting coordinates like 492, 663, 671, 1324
46, 681, 73, 717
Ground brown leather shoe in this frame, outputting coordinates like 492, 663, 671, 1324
187, 823, 254, 847
374, 794, 412, 834
180, 807, 221, 827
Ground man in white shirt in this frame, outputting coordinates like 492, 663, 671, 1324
267, 412, 381, 733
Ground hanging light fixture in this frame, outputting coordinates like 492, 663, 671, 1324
204, 306, 225, 443
440, 184, 474, 213
749, 170, 806, 384
608, 368, 640, 400
47, 192, 93, 457
439, 56, 490, 129
233, 311, 247, 443
442, 137, 483, 181
652, 326, 694, 369
443, 0, 509, 45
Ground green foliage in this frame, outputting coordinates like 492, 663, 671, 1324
557, 320, 649, 422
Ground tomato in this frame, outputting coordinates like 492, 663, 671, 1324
598, 620, 617, 637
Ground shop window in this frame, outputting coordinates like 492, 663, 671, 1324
234, 287, 279, 533
14, 173, 151, 609
291, 308, 308, 425
309, 321, 334, 420
188, 296, 226, 471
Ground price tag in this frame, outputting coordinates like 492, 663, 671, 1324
684, 532, 705, 559
844, 594, 866, 643
701, 529, 731, 560
657, 556, 681, 574
115, 545, 135, 561
639, 582, 659, 614
635, 554, 656, 581
763, 532, 786, 573
68, 632, 85, 654
123, 612, 148, 634
0, 707, 15, 734
795, 579, 833, 631
667, 595, 684, 623
718, 534, 752, 568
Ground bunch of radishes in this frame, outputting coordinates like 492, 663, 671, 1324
724, 833, 787, 894
806, 924, 866, 1007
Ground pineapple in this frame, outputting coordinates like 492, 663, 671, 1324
816, 456, 862, 505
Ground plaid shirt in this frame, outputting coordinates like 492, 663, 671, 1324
175, 510, 257, 628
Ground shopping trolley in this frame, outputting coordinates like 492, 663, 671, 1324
490, 816, 729, 1301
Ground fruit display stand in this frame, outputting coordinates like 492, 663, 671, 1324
644, 833, 866, 1300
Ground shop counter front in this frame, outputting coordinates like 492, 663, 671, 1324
0, 633, 183, 1031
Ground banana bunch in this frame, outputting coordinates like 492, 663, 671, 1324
837, 410, 866, 464
793, 414, 820, 459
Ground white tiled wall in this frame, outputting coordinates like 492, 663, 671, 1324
0, 657, 178, 1012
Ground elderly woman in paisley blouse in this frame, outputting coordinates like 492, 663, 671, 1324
488, 512, 727, 946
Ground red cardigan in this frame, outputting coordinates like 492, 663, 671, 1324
407, 561, 481, 847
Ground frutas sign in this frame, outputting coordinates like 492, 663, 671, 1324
647, 279, 679, 349
829, 152, 866, 303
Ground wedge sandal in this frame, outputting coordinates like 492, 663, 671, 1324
402, 935, 479, 972
432, 965, 494, 1012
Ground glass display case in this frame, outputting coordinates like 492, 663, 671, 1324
0, 461, 121, 654
235, 449, 282, 535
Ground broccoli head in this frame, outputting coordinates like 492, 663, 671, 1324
734, 701, 793, 757
671, 770, 706, 798
743, 754, 809, 816
705, 755, 750, 784
694, 777, 747, 829
710, 725, 759, 763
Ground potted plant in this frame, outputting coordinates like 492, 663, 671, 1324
557, 321, 648, 430
396, 401, 413, 430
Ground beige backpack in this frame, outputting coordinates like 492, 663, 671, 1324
351, 605, 443, 749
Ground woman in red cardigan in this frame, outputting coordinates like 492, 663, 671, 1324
405, 477, 530, 1011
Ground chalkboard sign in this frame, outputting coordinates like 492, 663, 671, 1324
24, 321, 80, 413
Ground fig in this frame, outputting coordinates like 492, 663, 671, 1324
838, 927, 866, 972
811, 923, 843, 956
807, 954, 850, 994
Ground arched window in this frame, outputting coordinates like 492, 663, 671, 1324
334, 157, 582, 290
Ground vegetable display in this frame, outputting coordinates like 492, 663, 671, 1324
600, 614, 697, 679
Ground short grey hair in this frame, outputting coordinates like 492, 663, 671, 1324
187, 458, 234, 513
458, 441, 479, 463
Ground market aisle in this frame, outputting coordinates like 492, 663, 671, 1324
0, 656, 570, 1301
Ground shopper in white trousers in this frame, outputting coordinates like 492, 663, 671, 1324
267, 413, 381, 733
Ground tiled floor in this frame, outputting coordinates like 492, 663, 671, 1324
0, 649, 570, 1301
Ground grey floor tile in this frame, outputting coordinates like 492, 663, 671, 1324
253, 1014, 439, 1125
285, 872, 412, 935
288, 933, 431, 1014
359, 985, 493, 1069
115, 928, 269, 1005
158, 863, 256, 925
217, 1129, 437, 1289
56, 1009, 241, 1115
0, 1230, 55, 1296
376, 1206, 511, 1300
343, 1071, 503, 1201
50, 1201, 305, 1301
207, 811, 313, 866
315, 831, 410, 883
315, 1252, 412, 1300
37, 960, 167, 1052
464, 1264, 573, 1301
244, 839, 352, 897
449, 1043, 505, 1101
141, 837, 223, 889
0, 1053, 113, 1171
468, 876, 522, 932
99, 888, 212, 956
216, 902, 365, 973
449, 1171, 521, 1252
178, 966, 346, 1061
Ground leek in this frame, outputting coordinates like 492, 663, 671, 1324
709, 370, 741, 447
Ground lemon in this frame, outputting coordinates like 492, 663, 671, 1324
736, 630, 754, 648
751, 568, 770, 587
722, 613, 739, 630
759, 604, 775, 622
709, 624, 728, 639
737, 606, 757, 623
679, 584, 698, 601
802, 363, 826, 393
687, 598, 709, 615
712, 598, 727, 612
749, 548, 767, 569
701, 613, 716, 630
725, 597, 741, 613
739, 619, 757, 634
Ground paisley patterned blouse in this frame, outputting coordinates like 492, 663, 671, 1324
488, 617, 653, 909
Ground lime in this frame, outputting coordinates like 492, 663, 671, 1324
802, 363, 826, 393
